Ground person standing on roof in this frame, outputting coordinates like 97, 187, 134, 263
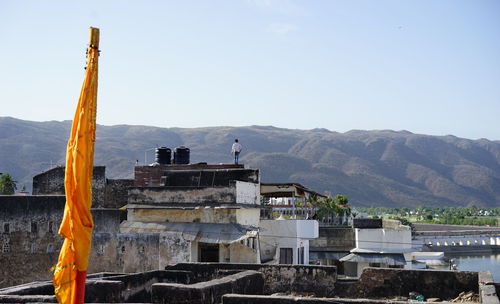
231, 139, 243, 164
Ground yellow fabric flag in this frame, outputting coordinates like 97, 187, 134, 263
52, 27, 100, 304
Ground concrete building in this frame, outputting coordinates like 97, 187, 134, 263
260, 182, 326, 220
340, 218, 416, 277
259, 219, 318, 264
120, 163, 262, 265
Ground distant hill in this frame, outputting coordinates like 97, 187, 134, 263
1, 116, 500, 208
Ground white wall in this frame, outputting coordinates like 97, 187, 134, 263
236, 181, 260, 205
355, 228, 412, 252
235, 208, 260, 226
259, 219, 319, 264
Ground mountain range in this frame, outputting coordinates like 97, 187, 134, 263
1, 116, 499, 208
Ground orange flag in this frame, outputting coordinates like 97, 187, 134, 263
52, 27, 100, 304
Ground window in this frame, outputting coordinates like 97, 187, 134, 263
279, 248, 293, 264
297, 247, 305, 264
3, 223, 9, 233
31, 222, 38, 233
160, 176, 167, 186
48, 221, 54, 234
97, 245, 104, 255
199, 243, 219, 262
3, 242, 10, 253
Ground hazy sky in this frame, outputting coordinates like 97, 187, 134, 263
1, 1, 499, 140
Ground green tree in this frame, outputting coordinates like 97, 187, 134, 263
315, 194, 351, 225
0, 173, 17, 195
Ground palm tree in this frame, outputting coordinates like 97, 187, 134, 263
315, 194, 352, 225
0, 173, 17, 195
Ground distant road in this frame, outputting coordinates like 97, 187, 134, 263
413, 223, 500, 232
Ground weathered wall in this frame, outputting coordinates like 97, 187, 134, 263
222, 294, 409, 304
310, 227, 355, 252
97, 270, 195, 303
92, 209, 123, 233
235, 209, 260, 226
0, 195, 65, 288
228, 242, 259, 264
0, 270, 198, 303
235, 181, 260, 205
127, 208, 238, 224
340, 267, 478, 301
352, 218, 382, 229
152, 270, 264, 304
134, 165, 258, 187
89, 233, 161, 274
104, 179, 133, 209
165, 263, 337, 297
128, 186, 237, 204
159, 233, 192, 268
1, 196, 128, 288
89, 232, 197, 274
479, 271, 500, 304
32, 166, 107, 207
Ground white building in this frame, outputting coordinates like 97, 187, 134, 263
259, 219, 319, 264
340, 219, 412, 277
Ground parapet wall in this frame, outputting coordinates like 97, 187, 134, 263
0, 195, 65, 287
152, 270, 264, 304
0, 196, 126, 288
310, 227, 355, 252
133, 165, 258, 187
340, 267, 478, 301
104, 179, 134, 209
165, 263, 337, 297
32, 166, 107, 207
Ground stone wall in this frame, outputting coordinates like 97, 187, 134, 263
97, 270, 195, 302
127, 186, 237, 204
165, 263, 337, 297
0, 195, 65, 288
152, 270, 264, 304
32, 166, 107, 207
0, 270, 194, 303
310, 227, 355, 252
340, 267, 478, 301
222, 294, 408, 304
90, 233, 161, 274
104, 179, 134, 209
0, 196, 131, 288
92, 209, 123, 233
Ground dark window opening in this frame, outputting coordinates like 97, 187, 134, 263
3, 223, 9, 233
31, 222, 38, 233
48, 222, 54, 233
3, 243, 10, 253
280, 248, 293, 264
297, 247, 305, 264
199, 243, 219, 262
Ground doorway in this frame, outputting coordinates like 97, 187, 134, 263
199, 243, 219, 262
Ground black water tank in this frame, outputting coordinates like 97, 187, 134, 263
155, 147, 171, 165
173, 146, 190, 164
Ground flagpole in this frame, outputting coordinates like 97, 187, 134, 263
53, 27, 100, 304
